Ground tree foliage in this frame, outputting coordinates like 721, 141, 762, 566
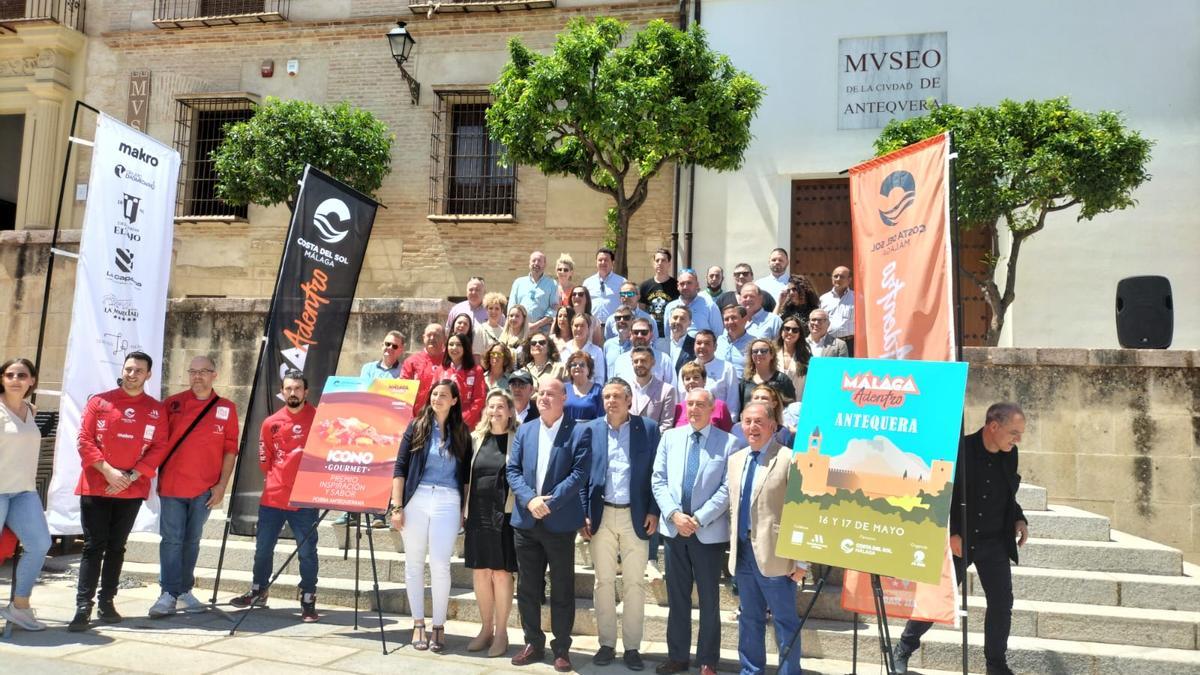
213, 97, 393, 209
487, 17, 764, 274
875, 98, 1153, 344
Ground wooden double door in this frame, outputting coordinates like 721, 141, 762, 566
789, 177, 991, 346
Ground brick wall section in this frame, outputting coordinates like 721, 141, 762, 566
77, 1, 680, 300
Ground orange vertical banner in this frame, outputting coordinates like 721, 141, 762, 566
850, 132, 955, 362
844, 132, 959, 624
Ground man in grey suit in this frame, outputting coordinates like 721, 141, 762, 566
630, 347, 677, 433
651, 388, 736, 675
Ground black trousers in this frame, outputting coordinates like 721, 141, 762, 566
77, 495, 143, 606
513, 523, 576, 656
663, 535, 724, 666
900, 537, 1014, 668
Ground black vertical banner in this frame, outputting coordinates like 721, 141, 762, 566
228, 166, 379, 536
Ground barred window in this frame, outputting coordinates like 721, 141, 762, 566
429, 91, 516, 220
172, 94, 257, 220
408, 0, 555, 14
153, 0, 288, 28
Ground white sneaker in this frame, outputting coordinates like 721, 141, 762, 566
148, 592, 177, 618
1, 604, 46, 631
176, 591, 207, 613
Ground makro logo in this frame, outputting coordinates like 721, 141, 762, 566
327, 449, 375, 465
312, 198, 350, 244
842, 371, 920, 409
118, 142, 159, 167
878, 170, 916, 226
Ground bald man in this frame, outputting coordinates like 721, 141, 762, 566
819, 266, 855, 354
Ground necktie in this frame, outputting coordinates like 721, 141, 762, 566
738, 451, 761, 541
680, 431, 702, 515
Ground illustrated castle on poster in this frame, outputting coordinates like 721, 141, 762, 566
794, 427, 952, 499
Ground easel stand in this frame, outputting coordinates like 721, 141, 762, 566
347, 510, 390, 649
778, 563, 832, 667
844, 572, 898, 675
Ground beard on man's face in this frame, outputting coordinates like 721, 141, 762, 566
286, 395, 302, 407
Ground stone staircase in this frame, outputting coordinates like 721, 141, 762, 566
113, 484, 1200, 674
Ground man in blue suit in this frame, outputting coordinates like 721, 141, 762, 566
580, 377, 663, 671
507, 377, 591, 672
651, 388, 736, 675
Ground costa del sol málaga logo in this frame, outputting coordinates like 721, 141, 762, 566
312, 198, 351, 244
878, 170, 916, 226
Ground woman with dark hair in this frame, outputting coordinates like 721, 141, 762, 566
551, 306, 574, 354
521, 333, 566, 382
483, 343, 515, 393
739, 339, 796, 411
775, 275, 821, 329
560, 312, 606, 385
445, 332, 486, 428
391, 380, 473, 653
775, 314, 812, 399
465, 389, 519, 657
451, 312, 485, 360
568, 285, 604, 346
563, 351, 603, 422
0, 357, 51, 631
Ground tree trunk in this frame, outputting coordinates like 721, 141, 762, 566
614, 206, 633, 278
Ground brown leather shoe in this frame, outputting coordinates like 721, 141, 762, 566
655, 660, 689, 674
553, 654, 573, 672
511, 644, 545, 666
699, 665, 718, 675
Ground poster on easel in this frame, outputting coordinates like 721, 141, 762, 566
288, 376, 418, 513
775, 357, 967, 585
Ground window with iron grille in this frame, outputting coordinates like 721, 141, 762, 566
172, 95, 256, 220
429, 91, 516, 220
153, 0, 289, 28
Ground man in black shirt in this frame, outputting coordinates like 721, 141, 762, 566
893, 403, 1029, 675
639, 248, 679, 336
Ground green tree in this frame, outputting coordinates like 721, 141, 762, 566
487, 17, 764, 275
875, 98, 1153, 344
213, 97, 393, 211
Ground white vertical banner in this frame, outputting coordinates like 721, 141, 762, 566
46, 113, 180, 535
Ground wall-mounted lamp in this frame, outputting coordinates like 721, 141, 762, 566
387, 21, 421, 105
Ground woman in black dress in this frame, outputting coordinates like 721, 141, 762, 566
464, 388, 518, 657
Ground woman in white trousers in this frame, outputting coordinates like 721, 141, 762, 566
391, 379, 473, 653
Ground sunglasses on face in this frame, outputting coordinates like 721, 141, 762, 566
571, 291, 587, 297
557, 267, 571, 273
530, 339, 548, 346
569, 362, 587, 369
614, 316, 631, 322
619, 291, 636, 298
383, 341, 400, 348
632, 329, 650, 336
781, 326, 801, 333
751, 348, 772, 356
733, 271, 751, 277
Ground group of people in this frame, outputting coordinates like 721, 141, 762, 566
0, 244, 1031, 675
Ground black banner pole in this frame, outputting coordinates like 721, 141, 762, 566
947, 134, 970, 675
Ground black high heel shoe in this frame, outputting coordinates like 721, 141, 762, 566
430, 625, 446, 653
411, 622, 429, 650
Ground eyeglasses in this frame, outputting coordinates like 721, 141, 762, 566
556, 267, 571, 273
3, 372, 30, 380
631, 329, 650, 336
529, 339, 548, 346
187, 369, 215, 376
781, 326, 801, 334
733, 270, 751, 277
568, 362, 587, 369
614, 316, 631, 322
571, 291, 587, 297
619, 291, 636, 298
382, 341, 400, 349
751, 348, 772, 356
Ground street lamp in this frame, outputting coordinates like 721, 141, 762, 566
387, 21, 421, 105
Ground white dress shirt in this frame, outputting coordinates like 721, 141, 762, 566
536, 414, 564, 494
755, 273, 791, 304
820, 288, 855, 339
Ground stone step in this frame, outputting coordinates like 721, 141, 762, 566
1022, 504, 1110, 541
1018, 531, 1184, 575
970, 562, 1200, 611
1017, 483, 1047, 511
114, 561, 1200, 674
972, 596, 1200, 650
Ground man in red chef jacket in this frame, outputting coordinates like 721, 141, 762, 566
69, 351, 169, 632
228, 370, 321, 622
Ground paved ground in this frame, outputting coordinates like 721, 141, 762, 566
1, 564, 939, 674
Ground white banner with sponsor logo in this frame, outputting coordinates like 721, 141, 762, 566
47, 113, 180, 535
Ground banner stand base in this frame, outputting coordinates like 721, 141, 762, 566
778, 563, 832, 668
869, 573, 898, 675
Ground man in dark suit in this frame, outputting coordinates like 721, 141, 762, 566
651, 388, 736, 675
580, 377, 663, 670
657, 305, 697, 374
507, 377, 591, 672
893, 402, 1029, 675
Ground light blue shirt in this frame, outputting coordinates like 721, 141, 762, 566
422, 423, 460, 490
604, 307, 659, 341
747, 309, 782, 341
583, 271, 627, 323
360, 359, 401, 382
509, 273, 559, 328
716, 331, 753, 379
664, 293, 723, 336
755, 273, 791, 304
603, 336, 632, 379
603, 419, 632, 504
614, 347, 677, 389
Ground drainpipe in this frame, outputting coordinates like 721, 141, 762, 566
671, 0, 689, 272
683, 0, 701, 270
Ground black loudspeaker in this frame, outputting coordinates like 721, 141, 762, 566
1116, 276, 1173, 349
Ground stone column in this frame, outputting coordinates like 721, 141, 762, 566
22, 82, 68, 230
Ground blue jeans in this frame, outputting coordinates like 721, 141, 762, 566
734, 539, 801, 675
0, 491, 52, 598
159, 491, 211, 596
253, 505, 319, 594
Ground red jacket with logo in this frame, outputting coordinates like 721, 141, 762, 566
159, 390, 240, 499
400, 351, 445, 411
258, 404, 316, 511
76, 388, 170, 499
446, 363, 486, 428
